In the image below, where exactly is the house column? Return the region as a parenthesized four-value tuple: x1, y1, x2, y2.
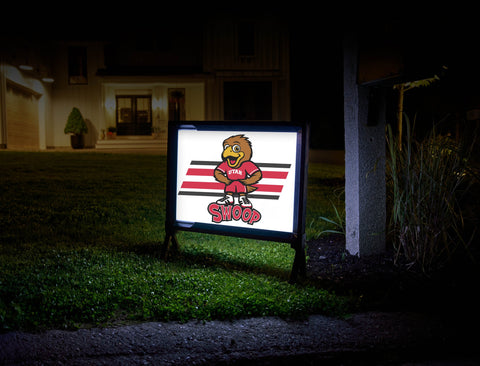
(343, 33, 386, 256)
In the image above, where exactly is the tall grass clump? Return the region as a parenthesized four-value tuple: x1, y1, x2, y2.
(386, 116, 477, 273)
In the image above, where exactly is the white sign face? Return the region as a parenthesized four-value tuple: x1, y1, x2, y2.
(175, 129, 299, 234)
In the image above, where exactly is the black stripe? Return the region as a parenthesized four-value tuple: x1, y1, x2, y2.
(248, 194, 280, 200)
(190, 160, 291, 169)
(190, 161, 220, 166)
(257, 163, 291, 169)
(178, 191, 223, 197)
(178, 191, 279, 200)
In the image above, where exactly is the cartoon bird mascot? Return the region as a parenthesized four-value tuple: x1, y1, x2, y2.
(214, 134, 262, 208)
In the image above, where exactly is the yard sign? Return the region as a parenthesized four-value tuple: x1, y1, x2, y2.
(163, 121, 309, 281)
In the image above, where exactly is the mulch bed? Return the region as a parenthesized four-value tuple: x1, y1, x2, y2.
(305, 234, 480, 314)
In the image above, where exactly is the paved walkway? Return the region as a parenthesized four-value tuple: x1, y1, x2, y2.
(1, 312, 479, 365)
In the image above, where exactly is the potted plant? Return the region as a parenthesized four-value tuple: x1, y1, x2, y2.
(64, 107, 88, 149)
(107, 126, 117, 139)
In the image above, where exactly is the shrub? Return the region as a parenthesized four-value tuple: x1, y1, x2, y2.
(64, 107, 88, 135)
(386, 116, 477, 273)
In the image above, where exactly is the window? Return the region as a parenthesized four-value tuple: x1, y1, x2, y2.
(116, 95, 152, 135)
(68, 47, 87, 85)
(224, 82, 272, 121)
(238, 22, 255, 57)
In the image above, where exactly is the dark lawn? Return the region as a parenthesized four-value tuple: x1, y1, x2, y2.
(0, 152, 347, 331)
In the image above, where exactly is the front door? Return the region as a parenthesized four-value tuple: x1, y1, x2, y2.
(116, 95, 152, 136)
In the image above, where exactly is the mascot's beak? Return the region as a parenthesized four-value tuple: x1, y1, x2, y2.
(223, 146, 245, 168)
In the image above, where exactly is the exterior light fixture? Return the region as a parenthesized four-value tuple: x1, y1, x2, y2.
(19, 64, 34, 71)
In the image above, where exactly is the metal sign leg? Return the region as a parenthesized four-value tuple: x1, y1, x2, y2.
(289, 236, 306, 284)
(161, 229, 179, 260)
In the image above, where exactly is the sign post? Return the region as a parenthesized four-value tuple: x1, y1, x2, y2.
(163, 121, 309, 282)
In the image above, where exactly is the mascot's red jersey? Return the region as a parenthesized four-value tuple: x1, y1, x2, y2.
(215, 160, 260, 180)
(215, 161, 260, 193)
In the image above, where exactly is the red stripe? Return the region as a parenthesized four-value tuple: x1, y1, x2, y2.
(262, 171, 288, 179)
(181, 182, 224, 189)
(181, 181, 283, 193)
(186, 168, 288, 179)
(253, 184, 284, 192)
(186, 168, 213, 176)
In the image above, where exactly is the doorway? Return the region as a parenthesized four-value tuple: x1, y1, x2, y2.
(116, 95, 152, 136)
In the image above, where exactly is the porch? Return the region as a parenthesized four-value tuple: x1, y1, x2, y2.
(95, 135, 167, 154)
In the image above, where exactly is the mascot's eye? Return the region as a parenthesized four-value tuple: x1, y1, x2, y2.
(232, 145, 241, 153)
(224, 144, 230, 150)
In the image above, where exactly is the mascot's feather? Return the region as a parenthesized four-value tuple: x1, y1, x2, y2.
(222, 134, 252, 163)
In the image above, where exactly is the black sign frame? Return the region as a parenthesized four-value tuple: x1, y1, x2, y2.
(162, 121, 309, 282)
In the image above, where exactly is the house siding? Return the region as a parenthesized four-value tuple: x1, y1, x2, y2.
(1, 14, 290, 150)
(50, 42, 105, 148)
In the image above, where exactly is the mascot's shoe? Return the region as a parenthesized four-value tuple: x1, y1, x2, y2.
(216, 194, 234, 205)
(238, 195, 252, 208)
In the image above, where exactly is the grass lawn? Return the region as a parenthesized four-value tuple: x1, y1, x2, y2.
(0, 151, 346, 331)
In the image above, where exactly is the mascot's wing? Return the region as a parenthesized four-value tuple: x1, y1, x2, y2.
(243, 170, 262, 192)
(246, 185, 257, 193)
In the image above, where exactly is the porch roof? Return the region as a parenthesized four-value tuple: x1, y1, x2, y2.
(96, 66, 207, 77)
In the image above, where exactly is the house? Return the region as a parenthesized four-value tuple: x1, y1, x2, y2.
(0, 14, 291, 152)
